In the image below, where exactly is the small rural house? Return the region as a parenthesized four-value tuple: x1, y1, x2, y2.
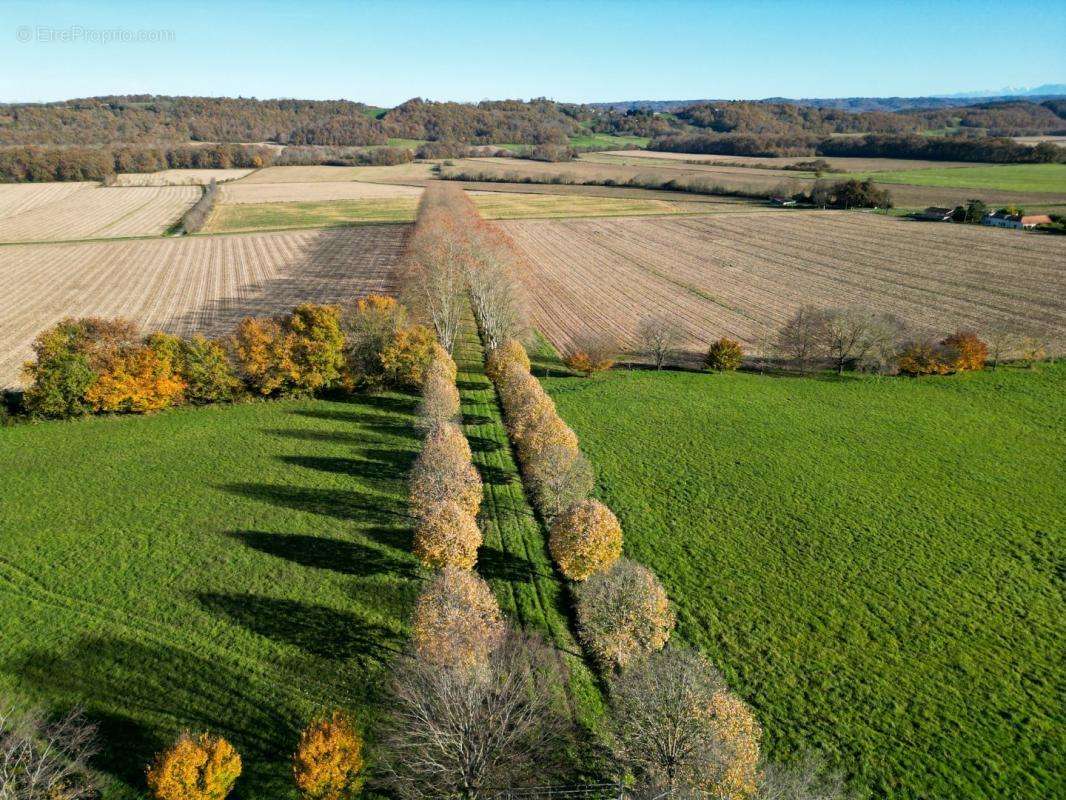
(981, 210, 1053, 229)
(917, 206, 954, 221)
(770, 195, 797, 207)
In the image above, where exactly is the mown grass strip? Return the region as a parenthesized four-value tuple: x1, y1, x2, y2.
(452, 315, 605, 731)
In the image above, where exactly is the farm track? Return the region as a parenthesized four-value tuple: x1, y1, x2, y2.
(0, 225, 407, 387)
(500, 212, 1066, 354)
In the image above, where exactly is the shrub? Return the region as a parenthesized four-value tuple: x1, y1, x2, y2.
(705, 338, 744, 371)
(343, 294, 408, 387)
(576, 558, 675, 670)
(381, 325, 436, 388)
(292, 711, 365, 800)
(564, 335, 617, 376)
(84, 343, 185, 413)
(230, 316, 297, 396)
(940, 331, 988, 372)
(525, 444, 594, 521)
(897, 340, 949, 376)
(408, 423, 482, 519)
(413, 501, 482, 569)
(146, 732, 242, 800)
(179, 335, 243, 404)
(417, 370, 461, 430)
(288, 303, 346, 392)
(21, 317, 140, 418)
(549, 499, 623, 580)
(485, 339, 531, 383)
(410, 567, 505, 669)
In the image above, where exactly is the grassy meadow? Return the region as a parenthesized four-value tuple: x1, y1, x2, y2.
(0, 394, 426, 798)
(866, 163, 1066, 194)
(204, 197, 419, 232)
(538, 359, 1065, 799)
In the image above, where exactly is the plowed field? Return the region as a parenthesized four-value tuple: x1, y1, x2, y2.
(502, 211, 1066, 355)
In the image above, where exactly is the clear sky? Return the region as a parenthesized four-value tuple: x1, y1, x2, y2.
(1, 0, 1063, 105)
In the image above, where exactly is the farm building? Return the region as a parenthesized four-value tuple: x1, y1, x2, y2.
(770, 195, 798, 207)
(982, 210, 1053, 229)
(917, 206, 954, 221)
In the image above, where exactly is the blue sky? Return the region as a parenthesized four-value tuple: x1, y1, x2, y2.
(1, 0, 1063, 104)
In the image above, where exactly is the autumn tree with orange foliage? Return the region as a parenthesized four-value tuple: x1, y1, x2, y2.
(485, 339, 531, 384)
(146, 732, 242, 800)
(564, 334, 617, 377)
(410, 567, 505, 670)
(897, 340, 950, 376)
(292, 711, 365, 800)
(230, 316, 297, 396)
(940, 331, 988, 372)
(413, 501, 482, 569)
(576, 558, 675, 671)
(518, 412, 579, 463)
(84, 342, 186, 413)
(381, 324, 437, 388)
(408, 423, 482, 519)
(549, 499, 623, 581)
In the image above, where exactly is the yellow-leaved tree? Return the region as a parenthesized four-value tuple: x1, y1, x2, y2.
(548, 499, 622, 581)
(146, 732, 242, 800)
(292, 711, 365, 800)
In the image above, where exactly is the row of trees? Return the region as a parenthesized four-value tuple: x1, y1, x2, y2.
(17, 296, 437, 419)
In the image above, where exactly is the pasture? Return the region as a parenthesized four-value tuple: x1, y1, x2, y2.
(0, 393, 424, 799)
(868, 163, 1066, 194)
(501, 211, 1066, 355)
(0, 225, 405, 387)
(0, 184, 199, 243)
(540, 359, 1066, 800)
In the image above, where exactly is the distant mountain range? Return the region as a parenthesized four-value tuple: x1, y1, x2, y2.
(591, 86, 1066, 114)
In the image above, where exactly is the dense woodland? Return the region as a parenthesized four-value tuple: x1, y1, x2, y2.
(1, 94, 1064, 181)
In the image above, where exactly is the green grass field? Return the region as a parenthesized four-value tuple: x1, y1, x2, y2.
(863, 163, 1066, 194)
(204, 198, 419, 232)
(568, 132, 650, 150)
(538, 360, 1065, 799)
(0, 394, 425, 798)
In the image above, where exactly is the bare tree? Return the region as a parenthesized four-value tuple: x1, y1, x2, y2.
(636, 316, 685, 370)
(774, 306, 827, 372)
(377, 632, 570, 799)
(466, 228, 530, 352)
(524, 443, 595, 521)
(0, 698, 99, 800)
(983, 320, 1022, 370)
(758, 752, 853, 800)
(609, 646, 760, 798)
(816, 307, 880, 376)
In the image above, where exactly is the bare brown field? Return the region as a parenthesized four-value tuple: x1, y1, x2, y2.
(445, 180, 761, 206)
(0, 185, 200, 243)
(0, 182, 96, 219)
(219, 180, 423, 204)
(593, 150, 988, 171)
(501, 211, 1066, 356)
(449, 157, 1066, 210)
(237, 163, 437, 185)
(113, 168, 255, 186)
(1011, 135, 1066, 147)
(0, 225, 406, 387)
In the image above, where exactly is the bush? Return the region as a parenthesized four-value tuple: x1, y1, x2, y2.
(525, 444, 594, 521)
(292, 711, 365, 800)
(146, 732, 242, 800)
(576, 558, 675, 670)
(897, 340, 950, 376)
(564, 335, 617, 376)
(84, 343, 186, 413)
(940, 331, 988, 372)
(706, 338, 744, 371)
(343, 294, 408, 388)
(230, 316, 297, 396)
(408, 423, 482, 519)
(288, 303, 346, 393)
(413, 501, 482, 569)
(381, 325, 436, 388)
(549, 499, 623, 581)
(21, 317, 140, 418)
(410, 567, 505, 669)
(485, 339, 530, 383)
(179, 335, 243, 404)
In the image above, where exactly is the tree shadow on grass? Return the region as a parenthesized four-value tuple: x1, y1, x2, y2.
(196, 593, 402, 665)
(476, 463, 517, 487)
(10, 637, 306, 799)
(478, 545, 541, 583)
(457, 379, 487, 392)
(462, 412, 494, 427)
(221, 483, 408, 527)
(278, 450, 416, 489)
(227, 529, 418, 578)
(467, 434, 503, 454)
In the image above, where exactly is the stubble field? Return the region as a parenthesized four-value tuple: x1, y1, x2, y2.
(0, 184, 200, 243)
(113, 168, 256, 186)
(502, 211, 1066, 355)
(0, 225, 406, 387)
